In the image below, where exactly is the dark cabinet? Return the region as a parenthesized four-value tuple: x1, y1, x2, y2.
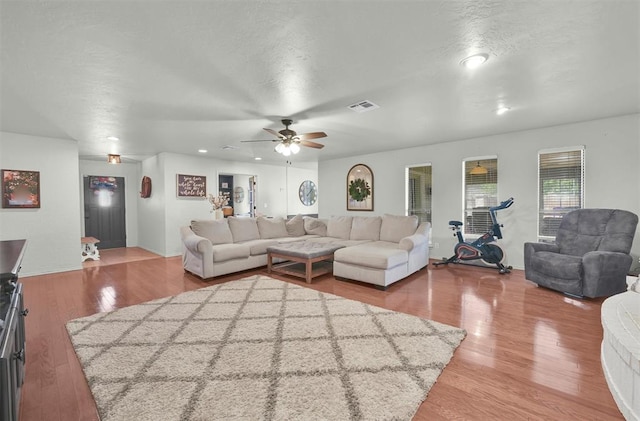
(0, 240, 27, 421)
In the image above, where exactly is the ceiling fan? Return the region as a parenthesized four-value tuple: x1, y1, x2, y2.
(241, 119, 327, 156)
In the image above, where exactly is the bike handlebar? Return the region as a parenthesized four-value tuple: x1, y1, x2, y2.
(489, 197, 514, 212)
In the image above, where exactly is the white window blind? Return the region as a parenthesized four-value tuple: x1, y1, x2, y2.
(464, 158, 498, 235)
(538, 148, 584, 237)
(407, 165, 432, 223)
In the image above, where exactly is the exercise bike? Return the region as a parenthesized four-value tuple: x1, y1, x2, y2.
(434, 197, 514, 274)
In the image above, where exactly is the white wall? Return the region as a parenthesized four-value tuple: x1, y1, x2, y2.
(137, 154, 166, 255)
(0, 132, 82, 276)
(287, 165, 319, 216)
(79, 159, 140, 246)
(319, 114, 640, 270)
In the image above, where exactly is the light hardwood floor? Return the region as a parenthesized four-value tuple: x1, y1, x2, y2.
(18, 248, 623, 420)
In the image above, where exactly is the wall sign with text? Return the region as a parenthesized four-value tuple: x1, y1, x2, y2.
(177, 174, 206, 197)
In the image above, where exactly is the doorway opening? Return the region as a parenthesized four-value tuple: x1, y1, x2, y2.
(83, 176, 126, 249)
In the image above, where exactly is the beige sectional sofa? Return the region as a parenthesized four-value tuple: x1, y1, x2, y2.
(180, 214, 430, 288)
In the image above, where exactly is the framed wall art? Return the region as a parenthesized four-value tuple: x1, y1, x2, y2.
(346, 164, 373, 211)
(177, 174, 206, 197)
(2, 169, 41, 208)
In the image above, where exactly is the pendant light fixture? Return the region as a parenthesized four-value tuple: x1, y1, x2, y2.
(469, 161, 488, 175)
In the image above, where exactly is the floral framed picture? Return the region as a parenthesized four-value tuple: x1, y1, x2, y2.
(2, 169, 41, 208)
(346, 164, 373, 211)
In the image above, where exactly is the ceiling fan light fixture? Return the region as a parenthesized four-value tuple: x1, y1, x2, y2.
(275, 143, 285, 153)
(470, 161, 488, 175)
(290, 143, 300, 154)
(460, 53, 489, 69)
(282, 146, 291, 157)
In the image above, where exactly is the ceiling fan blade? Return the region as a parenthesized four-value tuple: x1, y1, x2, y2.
(300, 140, 324, 149)
(240, 139, 278, 143)
(297, 131, 327, 140)
(264, 128, 286, 139)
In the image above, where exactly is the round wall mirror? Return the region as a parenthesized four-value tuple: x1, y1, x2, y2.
(298, 180, 317, 206)
(234, 186, 244, 203)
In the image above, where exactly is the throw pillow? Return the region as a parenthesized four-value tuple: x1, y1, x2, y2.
(286, 214, 306, 237)
(227, 217, 260, 242)
(327, 216, 353, 240)
(380, 214, 419, 243)
(304, 217, 327, 236)
(257, 216, 288, 239)
(190, 219, 233, 245)
(350, 216, 381, 240)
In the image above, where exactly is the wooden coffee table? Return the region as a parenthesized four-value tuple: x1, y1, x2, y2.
(267, 242, 345, 284)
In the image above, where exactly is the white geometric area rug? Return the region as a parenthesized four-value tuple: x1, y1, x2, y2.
(66, 275, 466, 421)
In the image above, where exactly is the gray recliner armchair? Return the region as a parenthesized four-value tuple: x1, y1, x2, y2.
(524, 209, 638, 298)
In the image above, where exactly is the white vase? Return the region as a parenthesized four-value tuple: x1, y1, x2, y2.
(214, 209, 224, 220)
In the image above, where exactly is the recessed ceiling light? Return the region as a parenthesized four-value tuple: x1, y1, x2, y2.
(106, 136, 119, 141)
(460, 53, 489, 69)
(254, 157, 262, 161)
(496, 106, 511, 115)
(198, 149, 208, 153)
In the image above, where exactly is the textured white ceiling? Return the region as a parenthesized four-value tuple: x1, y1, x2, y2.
(1, 0, 638, 165)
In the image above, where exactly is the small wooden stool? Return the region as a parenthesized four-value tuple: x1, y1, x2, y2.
(81, 237, 101, 261)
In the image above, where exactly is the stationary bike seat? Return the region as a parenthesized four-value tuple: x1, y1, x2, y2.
(448, 220, 463, 227)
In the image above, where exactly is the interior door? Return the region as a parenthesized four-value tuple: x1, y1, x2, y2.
(218, 175, 234, 214)
(83, 176, 126, 249)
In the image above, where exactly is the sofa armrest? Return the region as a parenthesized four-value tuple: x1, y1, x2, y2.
(414, 221, 431, 237)
(582, 251, 632, 298)
(524, 242, 559, 254)
(399, 233, 428, 251)
(181, 226, 213, 255)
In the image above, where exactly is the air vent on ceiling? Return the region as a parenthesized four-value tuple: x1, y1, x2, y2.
(348, 100, 379, 113)
(221, 145, 239, 150)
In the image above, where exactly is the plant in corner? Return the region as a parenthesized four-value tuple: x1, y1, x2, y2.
(348, 178, 371, 202)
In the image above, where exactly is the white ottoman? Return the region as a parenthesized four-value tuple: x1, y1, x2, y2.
(601, 290, 640, 421)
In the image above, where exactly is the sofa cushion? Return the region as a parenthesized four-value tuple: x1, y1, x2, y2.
(211, 243, 251, 262)
(286, 214, 306, 237)
(191, 219, 233, 245)
(334, 245, 408, 270)
(257, 217, 288, 239)
(531, 251, 582, 280)
(228, 217, 260, 242)
(380, 214, 419, 243)
(327, 216, 353, 240)
(238, 239, 278, 256)
(304, 217, 327, 236)
(350, 216, 381, 240)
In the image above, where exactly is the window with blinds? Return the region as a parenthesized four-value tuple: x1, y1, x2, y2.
(464, 158, 498, 235)
(406, 165, 432, 223)
(538, 147, 584, 237)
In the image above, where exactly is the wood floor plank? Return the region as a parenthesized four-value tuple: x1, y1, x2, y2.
(17, 251, 624, 421)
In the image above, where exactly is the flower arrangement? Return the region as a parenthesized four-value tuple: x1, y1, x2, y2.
(207, 193, 229, 212)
